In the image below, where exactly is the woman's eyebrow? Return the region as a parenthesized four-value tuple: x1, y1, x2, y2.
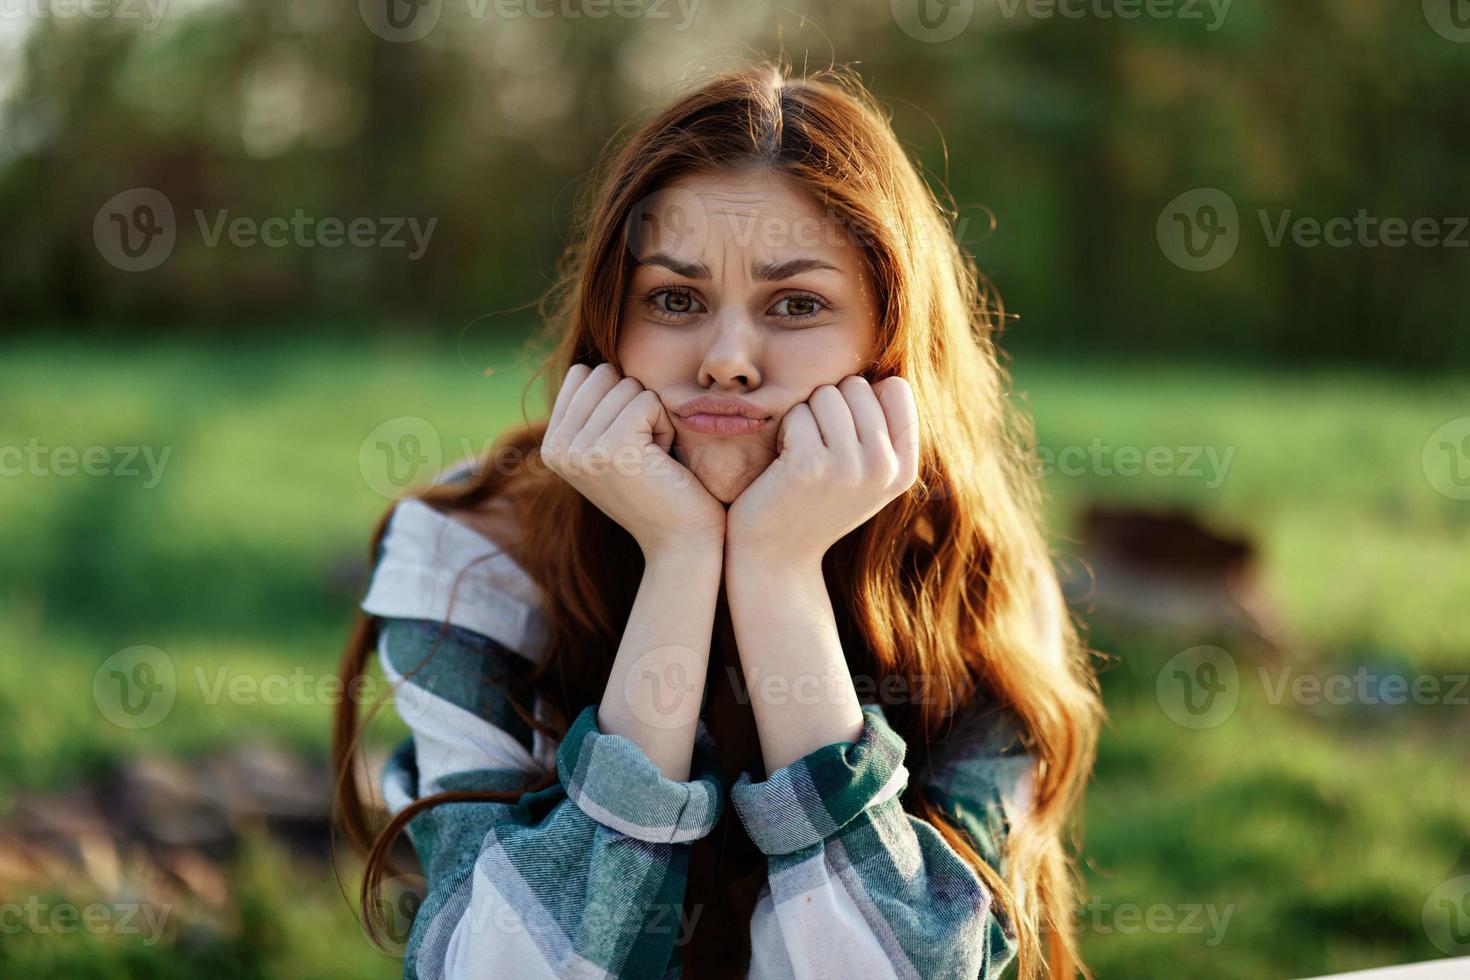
(635, 252, 842, 281)
(752, 257, 841, 281)
(636, 252, 710, 279)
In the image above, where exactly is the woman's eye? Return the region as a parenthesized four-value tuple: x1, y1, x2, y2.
(770, 293, 828, 320)
(649, 287, 703, 318)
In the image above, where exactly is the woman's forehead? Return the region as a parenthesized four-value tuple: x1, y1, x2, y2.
(629, 169, 861, 269)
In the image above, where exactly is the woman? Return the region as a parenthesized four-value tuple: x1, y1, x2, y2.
(334, 61, 1102, 980)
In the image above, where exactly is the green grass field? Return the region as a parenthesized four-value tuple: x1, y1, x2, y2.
(1, 335, 1466, 978)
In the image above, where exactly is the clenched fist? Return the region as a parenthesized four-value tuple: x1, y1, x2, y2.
(725, 374, 920, 568)
(541, 362, 727, 558)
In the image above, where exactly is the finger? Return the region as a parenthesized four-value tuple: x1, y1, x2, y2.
(873, 376, 920, 487)
(777, 402, 823, 457)
(650, 400, 676, 454)
(560, 362, 622, 438)
(807, 383, 857, 450)
(547, 362, 592, 433)
(610, 389, 672, 451)
(574, 377, 643, 447)
(838, 375, 888, 449)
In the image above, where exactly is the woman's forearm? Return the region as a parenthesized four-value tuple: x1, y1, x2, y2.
(597, 537, 724, 782)
(724, 550, 865, 775)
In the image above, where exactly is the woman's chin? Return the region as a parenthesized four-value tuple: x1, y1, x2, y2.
(689, 462, 753, 504)
(674, 441, 767, 504)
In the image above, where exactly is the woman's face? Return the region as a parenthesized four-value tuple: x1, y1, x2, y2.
(616, 167, 881, 504)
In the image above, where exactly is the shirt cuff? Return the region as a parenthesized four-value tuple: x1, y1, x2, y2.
(557, 704, 725, 845)
(730, 702, 910, 856)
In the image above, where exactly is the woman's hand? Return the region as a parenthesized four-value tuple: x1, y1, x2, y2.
(541, 362, 727, 558)
(726, 374, 921, 570)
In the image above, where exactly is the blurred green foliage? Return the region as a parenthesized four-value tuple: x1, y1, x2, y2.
(1, 335, 1466, 976)
(3, 0, 1468, 366)
(4, 1, 1469, 975)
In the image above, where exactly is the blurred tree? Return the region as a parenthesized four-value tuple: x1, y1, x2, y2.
(1, 0, 1465, 368)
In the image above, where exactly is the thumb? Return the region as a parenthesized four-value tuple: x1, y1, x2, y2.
(649, 399, 675, 454)
(632, 387, 676, 455)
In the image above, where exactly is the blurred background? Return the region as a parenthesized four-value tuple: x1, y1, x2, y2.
(2, 1, 1468, 977)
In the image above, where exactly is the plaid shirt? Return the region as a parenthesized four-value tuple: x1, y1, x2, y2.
(361, 493, 1034, 980)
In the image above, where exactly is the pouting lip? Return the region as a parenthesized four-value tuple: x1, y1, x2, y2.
(673, 395, 772, 420)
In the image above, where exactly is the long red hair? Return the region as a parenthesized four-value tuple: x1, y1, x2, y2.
(334, 59, 1103, 979)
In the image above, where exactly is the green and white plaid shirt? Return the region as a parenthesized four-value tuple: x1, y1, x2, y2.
(361, 492, 1034, 979)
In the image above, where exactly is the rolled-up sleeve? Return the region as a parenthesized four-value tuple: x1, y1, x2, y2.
(730, 701, 1031, 980)
(380, 620, 725, 980)
(360, 495, 725, 980)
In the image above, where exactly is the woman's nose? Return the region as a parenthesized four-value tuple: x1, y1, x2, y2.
(697, 308, 762, 388)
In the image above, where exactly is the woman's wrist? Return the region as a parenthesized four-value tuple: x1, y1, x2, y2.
(600, 533, 724, 782)
(724, 539, 824, 582)
(642, 530, 726, 572)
